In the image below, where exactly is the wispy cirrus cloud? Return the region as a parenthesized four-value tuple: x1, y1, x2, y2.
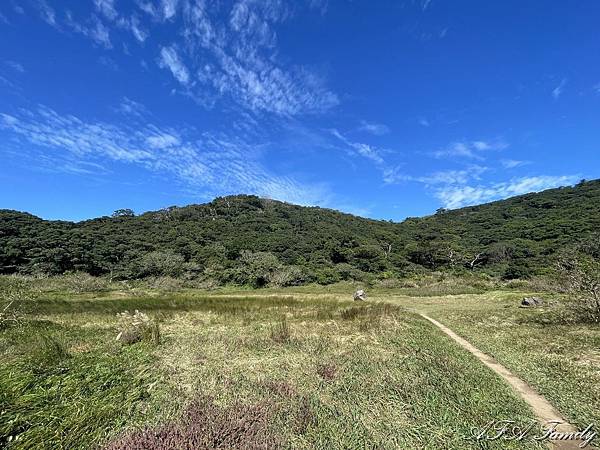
(28, 0, 338, 116)
(436, 175, 579, 209)
(65, 12, 112, 48)
(331, 129, 385, 165)
(501, 159, 529, 169)
(38, 0, 58, 27)
(33, 0, 148, 48)
(3, 60, 25, 73)
(552, 78, 567, 99)
(137, 0, 180, 21)
(13, 3, 25, 15)
(383, 163, 575, 210)
(383, 164, 487, 185)
(162, 0, 179, 20)
(358, 120, 390, 136)
(130, 15, 148, 42)
(180, 0, 338, 115)
(0, 105, 329, 206)
(146, 132, 181, 149)
(115, 97, 150, 117)
(158, 46, 190, 85)
(94, 0, 118, 21)
(433, 139, 508, 160)
(420, 0, 433, 11)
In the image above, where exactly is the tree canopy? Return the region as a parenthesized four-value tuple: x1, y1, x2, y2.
(1, 179, 599, 285)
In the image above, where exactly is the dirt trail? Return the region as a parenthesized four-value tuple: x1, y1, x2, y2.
(419, 313, 591, 450)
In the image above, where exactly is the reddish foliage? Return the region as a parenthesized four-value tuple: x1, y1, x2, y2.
(316, 362, 337, 381)
(106, 396, 281, 450)
(263, 380, 296, 398)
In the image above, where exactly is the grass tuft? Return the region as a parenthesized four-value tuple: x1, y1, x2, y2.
(269, 317, 291, 344)
(29, 333, 70, 369)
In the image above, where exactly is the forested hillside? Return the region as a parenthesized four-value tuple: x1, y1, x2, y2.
(1, 179, 599, 285)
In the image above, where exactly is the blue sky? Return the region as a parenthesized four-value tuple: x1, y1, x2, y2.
(1, 0, 599, 221)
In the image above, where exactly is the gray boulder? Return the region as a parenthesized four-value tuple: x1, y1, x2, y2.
(521, 297, 543, 307)
(353, 289, 367, 301)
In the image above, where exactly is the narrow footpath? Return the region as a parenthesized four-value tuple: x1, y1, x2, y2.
(420, 313, 592, 450)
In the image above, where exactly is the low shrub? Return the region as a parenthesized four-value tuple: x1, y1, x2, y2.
(106, 395, 281, 450)
(0, 275, 40, 327)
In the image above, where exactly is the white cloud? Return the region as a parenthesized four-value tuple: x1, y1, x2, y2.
(94, 0, 118, 21)
(552, 78, 567, 99)
(0, 105, 329, 207)
(594, 82, 600, 94)
(45, 1, 150, 48)
(98, 55, 119, 70)
(180, 0, 338, 115)
(28, 0, 337, 116)
(116, 97, 149, 117)
(472, 141, 492, 151)
(331, 129, 385, 165)
(418, 118, 430, 127)
(137, 1, 159, 18)
(130, 15, 148, 42)
(421, 166, 488, 185)
(0, 76, 17, 89)
(162, 0, 179, 19)
(146, 133, 181, 149)
(4, 60, 25, 73)
(384, 165, 487, 185)
(0, 113, 19, 126)
(158, 46, 190, 85)
(434, 140, 508, 160)
(88, 17, 112, 47)
(436, 175, 579, 209)
(38, 0, 58, 27)
(501, 159, 529, 169)
(65, 12, 112, 48)
(358, 120, 390, 136)
(420, 0, 433, 11)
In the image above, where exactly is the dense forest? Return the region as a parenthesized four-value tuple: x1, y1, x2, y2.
(1, 179, 599, 286)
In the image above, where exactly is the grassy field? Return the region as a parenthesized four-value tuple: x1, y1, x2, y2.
(1, 277, 598, 449)
(389, 290, 600, 430)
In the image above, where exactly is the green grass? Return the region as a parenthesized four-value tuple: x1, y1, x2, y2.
(0, 320, 174, 449)
(2, 282, 582, 449)
(388, 290, 600, 430)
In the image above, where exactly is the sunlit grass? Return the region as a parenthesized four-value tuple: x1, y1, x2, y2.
(389, 291, 600, 430)
(0, 283, 552, 449)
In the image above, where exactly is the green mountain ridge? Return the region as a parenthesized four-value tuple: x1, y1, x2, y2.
(1, 179, 599, 284)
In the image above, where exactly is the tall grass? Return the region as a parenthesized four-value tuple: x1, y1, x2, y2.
(1, 284, 549, 449)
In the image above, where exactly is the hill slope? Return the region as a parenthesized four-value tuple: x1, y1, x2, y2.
(1, 179, 599, 284)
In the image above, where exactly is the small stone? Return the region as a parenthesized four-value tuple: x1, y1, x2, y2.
(353, 289, 367, 301)
(521, 297, 543, 307)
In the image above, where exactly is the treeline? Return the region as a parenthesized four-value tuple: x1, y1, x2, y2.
(1, 179, 599, 286)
